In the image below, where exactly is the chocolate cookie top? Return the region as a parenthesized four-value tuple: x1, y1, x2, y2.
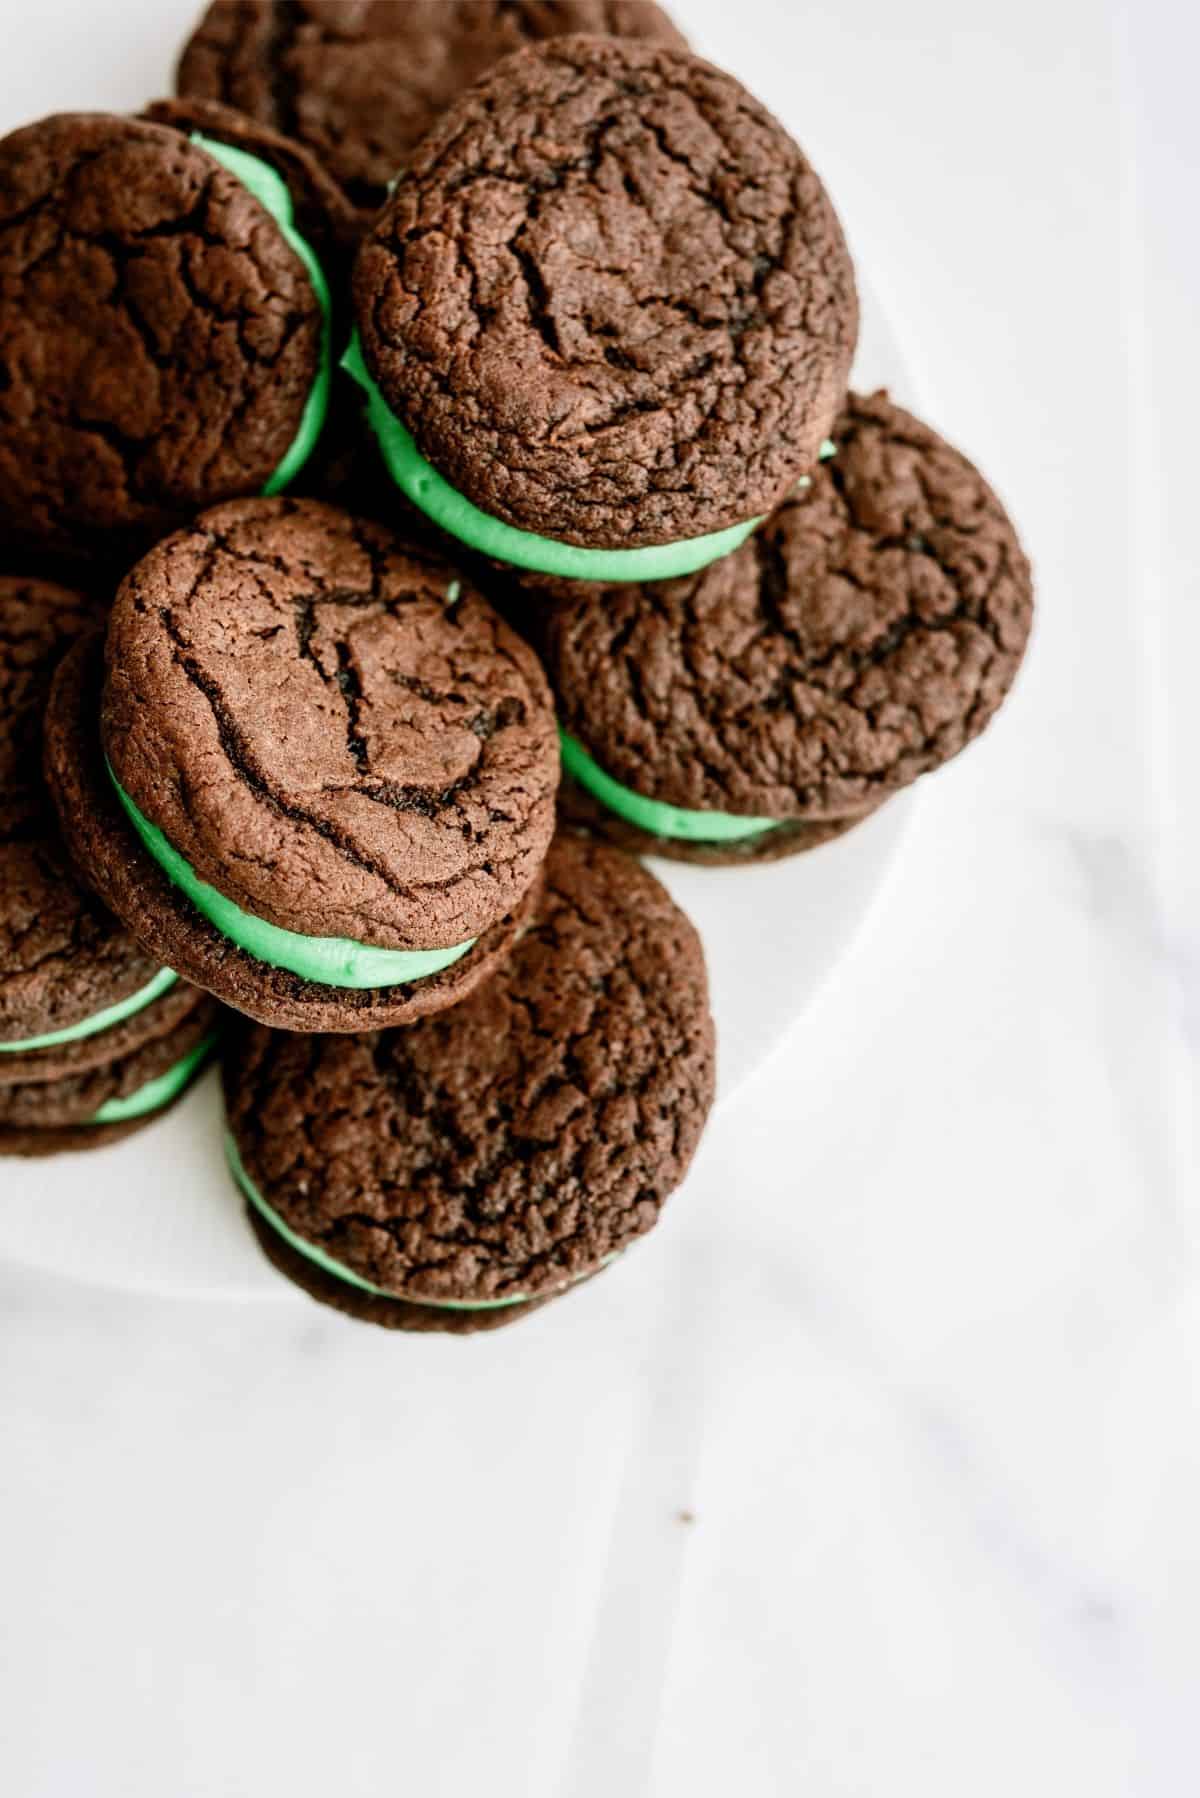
(103, 498, 558, 948)
(543, 392, 1034, 820)
(0, 113, 327, 560)
(177, 0, 687, 216)
(353, 36, 858, 548)
(225, 833, 715, 1308)
(0, 576, 163, 1044)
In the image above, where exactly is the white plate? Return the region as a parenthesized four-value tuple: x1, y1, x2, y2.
(0, 27, 916, 1300)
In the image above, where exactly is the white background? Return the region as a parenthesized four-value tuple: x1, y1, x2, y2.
(1, 2, 1197, 1794)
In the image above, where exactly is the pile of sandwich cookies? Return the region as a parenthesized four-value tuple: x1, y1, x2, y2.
(0, 2, 1033, 1330)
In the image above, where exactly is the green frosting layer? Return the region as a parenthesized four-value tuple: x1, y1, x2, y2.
(192, 134, 331, 494)
(226, 1133, 544, 1310)
(559, 730, 781, 844)
(0, 966, 179, 1053)
(91, 1031, 218, 1124)
(107, 763, 476, 990)
(341, 333, 763, 580)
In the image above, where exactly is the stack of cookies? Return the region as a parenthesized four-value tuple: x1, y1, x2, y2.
(0, 2, 1032, 1331)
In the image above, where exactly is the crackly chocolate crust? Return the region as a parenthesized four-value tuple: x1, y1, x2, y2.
(103, 498, 558, 946)
(0, 575, 166, 1045)
(539, 391, 1034, 827)
(0, 993, 218, 1128)
(44, 631, 547, 1033)
(224, 833, 715, 1326)
(177, 0, 687, 218)
(354, 36, 858, 548)
(0, 113, 325, 561)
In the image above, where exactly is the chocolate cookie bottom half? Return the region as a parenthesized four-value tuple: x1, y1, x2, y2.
(45, 636, 542, 1033)
(557, 759, 877, 866)
(533, 391, 1033, 862)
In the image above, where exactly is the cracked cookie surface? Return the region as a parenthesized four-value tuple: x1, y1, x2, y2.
(541, 391, 1034, 837)
(142, 95, 359, 277)
(0, 575, 165, 1045)
(224, 832, 715, 1326)
(177, 0, 687, 218)
(102, 498, 558, 948)
(354, 36, 857, 547)
(0, 113, 324, 560)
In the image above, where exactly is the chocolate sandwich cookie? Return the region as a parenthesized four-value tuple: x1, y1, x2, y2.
(45, 499, 559, 1032)
(142, 96, 368, 522)
(0, 988, 219, 1157)
(177, 0, 686, 220)
(538, 391, 1034, 863)
(0, 574, 215, 1151)
(347, 36, 858, 581)
(0, 110, 338, 563)
(224, 834, 715, 1331)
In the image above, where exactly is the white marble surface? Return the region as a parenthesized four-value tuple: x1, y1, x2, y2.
(1, 1, 1196, 1793)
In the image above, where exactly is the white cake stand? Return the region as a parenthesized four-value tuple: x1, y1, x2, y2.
(0, 30, 916, 1298)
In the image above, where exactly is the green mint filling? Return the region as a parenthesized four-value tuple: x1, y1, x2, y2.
(91, 1031, 218, 1124)
(341, 332, 764, 581)
(106, 762, 475, 990)
(559, 730, 781, 844)
(0, 966, 179, 1053)
(191, 134, 332, 494)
